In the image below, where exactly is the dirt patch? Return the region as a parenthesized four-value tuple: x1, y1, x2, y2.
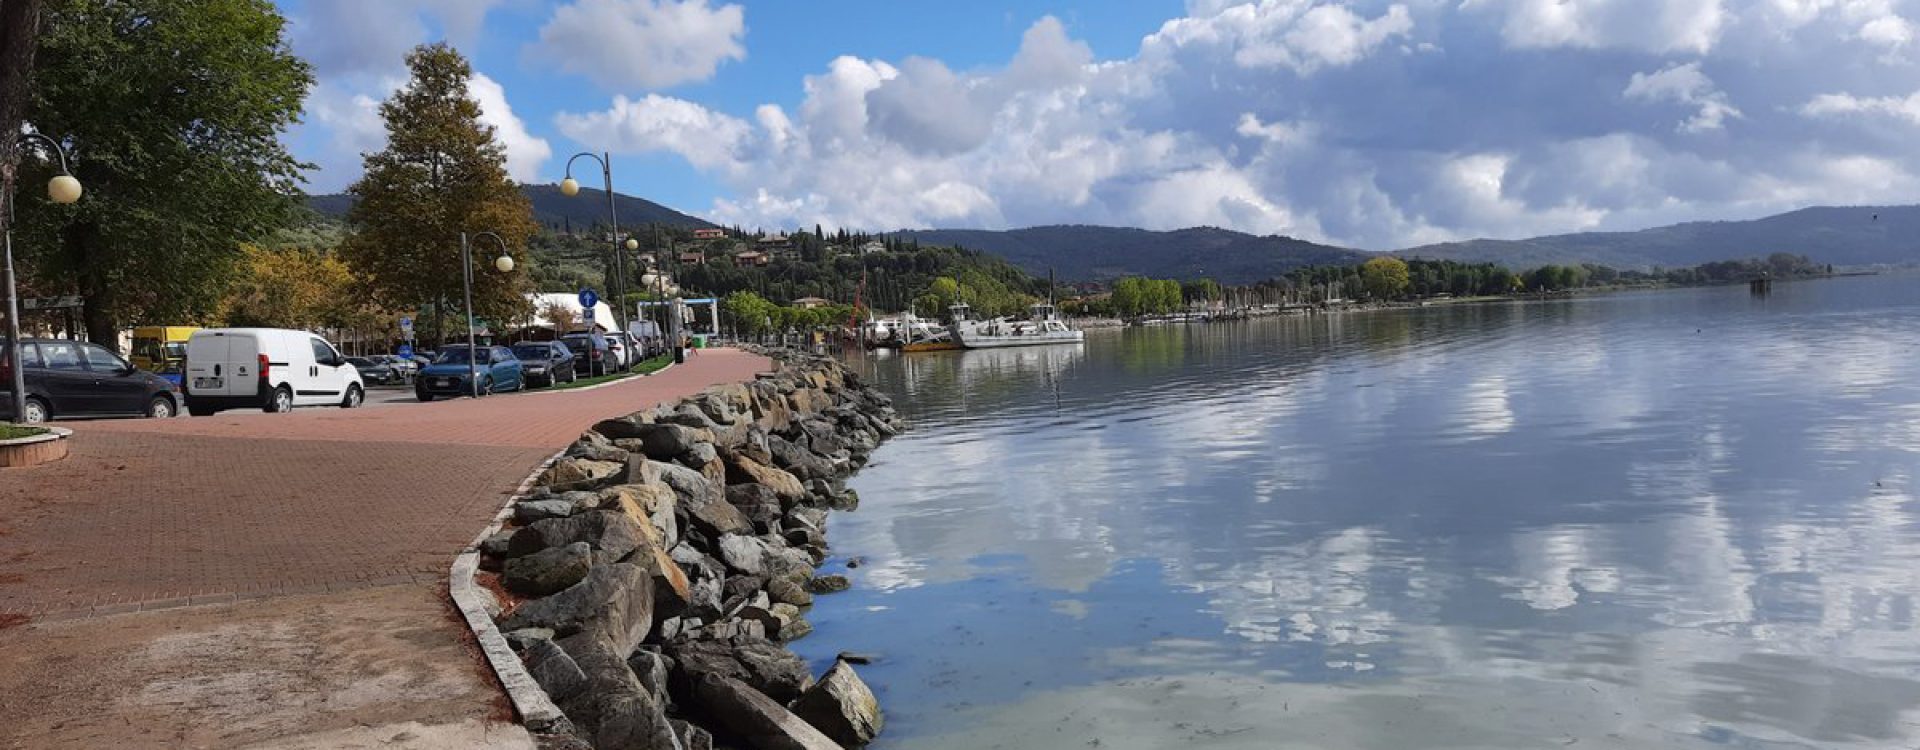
(0, 584, 523, 749)
(0, 613, 27, 631)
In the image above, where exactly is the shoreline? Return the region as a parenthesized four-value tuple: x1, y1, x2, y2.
(465, 347, 901, 748)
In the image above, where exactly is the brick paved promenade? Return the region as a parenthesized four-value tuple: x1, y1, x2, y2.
(0, 349, 771, 749)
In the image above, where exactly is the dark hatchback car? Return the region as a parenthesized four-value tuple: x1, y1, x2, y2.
(561, 332, 613, 376)
(511, 341, 578, 387)
(0, 338, 181, 424)
(345, 356, 399, 385)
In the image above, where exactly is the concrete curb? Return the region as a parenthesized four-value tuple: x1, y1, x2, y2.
(523, 359, 678, 397)
(446, 446, 573, 736)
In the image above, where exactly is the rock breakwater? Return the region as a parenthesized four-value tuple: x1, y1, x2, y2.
(479, 350, 899, 749)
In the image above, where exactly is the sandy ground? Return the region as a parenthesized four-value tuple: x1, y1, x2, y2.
(0, 584, 533, 749)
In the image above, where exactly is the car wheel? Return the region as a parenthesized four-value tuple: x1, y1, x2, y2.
(481, 377, 494, 396)
(416, 391, 434, 403)
(265, 385, 293, 413)
(146, 395, 175, 419)
(341, 384, 364, 409)
(19, 396, 50, 425)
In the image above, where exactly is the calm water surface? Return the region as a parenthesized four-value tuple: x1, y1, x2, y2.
(795, 275, 1920, 749)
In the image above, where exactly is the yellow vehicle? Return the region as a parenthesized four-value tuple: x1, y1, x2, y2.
(131, 326, 199, 384)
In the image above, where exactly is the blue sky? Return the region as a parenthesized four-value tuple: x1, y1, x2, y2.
(277, 1, 1920, 250)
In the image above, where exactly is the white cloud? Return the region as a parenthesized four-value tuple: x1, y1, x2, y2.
(545, 2, 1920, 250)
(291, 0, 507, 76)
(1623, 62, 1742, 133)
(468, 74, 553, 183)
(529, 0, 746, 91)
(1464, 0, 1726, 54)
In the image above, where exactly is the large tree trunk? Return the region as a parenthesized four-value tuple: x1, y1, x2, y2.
(0, 0, 47, 234)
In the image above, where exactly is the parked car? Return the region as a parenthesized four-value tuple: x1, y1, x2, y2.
(182, 328, 365, 415)
(0, 337, 182, 423)
(415, 345, 524, 401)
(345, 356, 399, 385)
(604, 333, 633, 371)
(612, 332, 648, 366)
(375, 354, 417, 380)
(511, 341, 577, 387)
(561, 332, 614, 377)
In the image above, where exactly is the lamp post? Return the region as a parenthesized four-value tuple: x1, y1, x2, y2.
(460, 231, 514, 398)
(560, 153, 631, 337)
(5, 133, 81, 425)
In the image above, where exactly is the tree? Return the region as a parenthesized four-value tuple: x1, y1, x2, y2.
(14, 0, 312, 349)
(537, 297, 577, 333)
(220, 244, 363, 330)
(1360, 257, 1411, 300)
(340, 43, 534, 346)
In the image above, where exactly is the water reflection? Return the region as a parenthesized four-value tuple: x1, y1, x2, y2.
(800, 275, 1920, 749)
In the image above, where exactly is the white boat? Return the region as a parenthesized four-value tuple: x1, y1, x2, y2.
(950, 302, 1084, 349)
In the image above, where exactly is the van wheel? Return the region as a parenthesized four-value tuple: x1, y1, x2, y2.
(188, 403, 216, 417)
(341, 384, 364, 409)
(264, 386, 293, 413)
(19, 397, 49, 425)
(146, 395, 175, 419)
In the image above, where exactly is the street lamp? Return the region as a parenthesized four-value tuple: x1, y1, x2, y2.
(560, 152, 630, 337)
(6, 133, 81, 425)
(460, 231, 514, 398)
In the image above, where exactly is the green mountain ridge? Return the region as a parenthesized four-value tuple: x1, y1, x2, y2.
(306, 184, 716, 231)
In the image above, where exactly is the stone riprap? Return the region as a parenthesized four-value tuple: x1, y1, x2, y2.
(483, 350, 896, 749)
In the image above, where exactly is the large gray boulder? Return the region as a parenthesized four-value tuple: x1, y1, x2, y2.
(718, 534, 773, 576)
(601, 422, 711, 460)
(653, 459, 725, 509)
(727, 484, 785, 530)
(723, 453, 807, 503)
(665, 636, 814, 703)
(556, 636, 682, 750)
(543, 457, 624, 492)
(792, 659, 883, 746)
(513, 498, 580, 524)
(682, 488, 753, 539)
(670, 719, 714, 750)
(503, 541, 593, 596)
(767, 435, 833, 480)
(694, 674, 839, 750)
(499, 562, 655, 656)
(507, 510, 647, 562)
(520, 636, 589, 704)
(599, 483, 679, 550)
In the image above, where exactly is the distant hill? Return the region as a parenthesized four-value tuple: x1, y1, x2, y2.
(305, 185, 716, 231)
(896, 225, 1369, 284)
(1398, 206, 1920, 269)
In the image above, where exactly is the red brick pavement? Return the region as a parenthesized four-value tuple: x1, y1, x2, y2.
(0, 348, 771, 620)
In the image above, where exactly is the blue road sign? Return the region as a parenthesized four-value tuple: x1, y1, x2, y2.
(579, 289, 599, 309)
(397, 343, 414, 359)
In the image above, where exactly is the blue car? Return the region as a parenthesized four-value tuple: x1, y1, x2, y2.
(415, 345, 524, 401)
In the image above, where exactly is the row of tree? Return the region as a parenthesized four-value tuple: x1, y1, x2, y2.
(719, 291, 854, 336)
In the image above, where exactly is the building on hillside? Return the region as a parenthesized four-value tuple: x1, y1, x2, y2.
(733, 250, 771, 268)
(858, 240, 886, 255)
(791, 296, 831, 309)
(677, 251, 706, 266)
(692, 228, 726, 240)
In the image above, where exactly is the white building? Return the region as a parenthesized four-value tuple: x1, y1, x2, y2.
(525, 292, 618, 334)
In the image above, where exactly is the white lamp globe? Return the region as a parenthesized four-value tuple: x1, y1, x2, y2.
(625, 238, 639, 250)
(494, 254, 515, 273)
(48, 174, 82, 204)
(559, 177, 580, 197)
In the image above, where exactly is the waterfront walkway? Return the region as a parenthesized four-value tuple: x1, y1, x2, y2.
(0, 349, 771, 749)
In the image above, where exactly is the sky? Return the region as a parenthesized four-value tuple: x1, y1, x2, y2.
(276, 0, 1920, 251)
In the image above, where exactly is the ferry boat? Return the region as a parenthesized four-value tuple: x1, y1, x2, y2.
(868, 312, 960, 352)
(949, 301, 1085, 349)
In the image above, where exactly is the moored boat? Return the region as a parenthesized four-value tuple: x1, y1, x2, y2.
(951, 302, 1084, 349)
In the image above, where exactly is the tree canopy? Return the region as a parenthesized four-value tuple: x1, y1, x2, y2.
(14, 0, 312, 347)
(339, 43, 535, 345)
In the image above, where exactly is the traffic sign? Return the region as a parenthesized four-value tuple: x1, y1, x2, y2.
(579, 289, 599, 309)
(397, 343, 413, 358)
(399, 316, 414, 335)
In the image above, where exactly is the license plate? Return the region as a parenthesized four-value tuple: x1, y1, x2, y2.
(193, 377, 223, 390)
(435, 378, 451, 387)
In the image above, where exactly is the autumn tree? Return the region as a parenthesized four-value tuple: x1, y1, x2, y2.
(220, 244, 373, 331)
(13, 0, 311, 349)
(1360, 257, 1411, 300)
(340, 43, 534, 346)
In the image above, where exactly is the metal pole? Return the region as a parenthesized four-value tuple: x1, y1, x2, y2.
(461, 232, 478, 398)
(602, 152, 626, 338)
(4, 226, 25, 423)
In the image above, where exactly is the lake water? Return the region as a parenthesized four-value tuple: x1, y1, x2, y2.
(795, 274, 1920, 749)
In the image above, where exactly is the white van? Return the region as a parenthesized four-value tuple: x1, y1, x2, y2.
(182, 328, 365, 415)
